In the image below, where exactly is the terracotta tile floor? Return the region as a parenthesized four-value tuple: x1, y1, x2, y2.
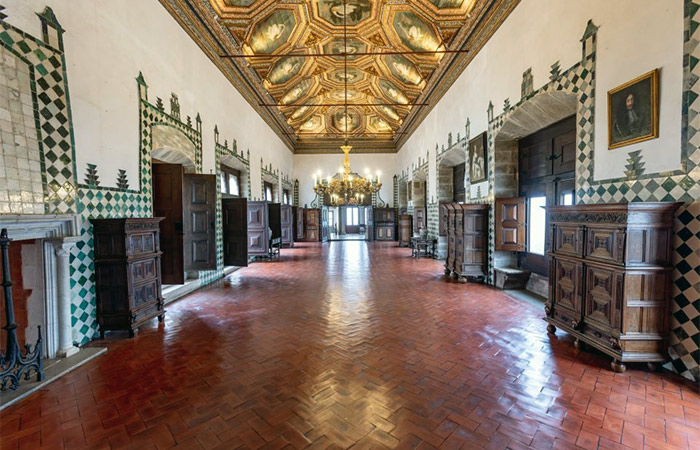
(1, 242, 698, 450)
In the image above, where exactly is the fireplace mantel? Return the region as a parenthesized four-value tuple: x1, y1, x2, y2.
(0, 214, 82, 359)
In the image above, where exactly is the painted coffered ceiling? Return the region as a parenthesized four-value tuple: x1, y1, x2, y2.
(160, 0, 519, 153)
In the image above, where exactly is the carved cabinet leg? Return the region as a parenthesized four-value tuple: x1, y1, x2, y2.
(611, 360, 626, 373)
(546, 324, 556, 335)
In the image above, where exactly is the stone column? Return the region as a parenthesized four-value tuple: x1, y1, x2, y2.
(52, 238, 79, 358)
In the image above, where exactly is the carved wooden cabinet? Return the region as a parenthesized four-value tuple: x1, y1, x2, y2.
(280, 204, 294, 247)
(91, 218, 165, 338)
(545, 202, 681, 372)
(444, 204, 489, 282)
(293, 207, 304, 241)
(302, 208, 321, 242)
(374, 208, 396, 241)
(398, 214, 413, 247)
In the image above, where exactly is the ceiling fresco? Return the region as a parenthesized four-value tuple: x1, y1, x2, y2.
(160, 0, 519, 152)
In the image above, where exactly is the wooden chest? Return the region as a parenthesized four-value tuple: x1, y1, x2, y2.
(91, 218, 165, 338)
(374, 208, 396, 241)
(444, 204, 489, 282)
(545, 202, 681, 372)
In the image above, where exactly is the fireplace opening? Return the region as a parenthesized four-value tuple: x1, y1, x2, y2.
(0, 239, 45, 356)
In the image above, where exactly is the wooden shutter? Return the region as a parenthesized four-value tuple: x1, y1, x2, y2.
(183, 174, 217, 271)
(495, 197, 526, 251)
(222, 198, 248, 267)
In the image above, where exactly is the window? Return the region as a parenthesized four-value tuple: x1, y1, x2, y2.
(560, 192, 574, 206)
(346, 207, 359, 226)
(264, 181, 273, 202)
(528, 196, 547, 255)
(283, 189, 290, 205)
(220, 165, 241, 197)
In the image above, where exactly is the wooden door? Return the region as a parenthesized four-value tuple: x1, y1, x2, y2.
(268, 203, 282, 240)
(280, 205, 293, 246)
(495, 197, 526, 251)
(365, 206, 373, 241)
(152, 163, 184, 285)
(183, 174, 217, 271)
(247, 201, 269, 255)
(222, 198, 248, 267)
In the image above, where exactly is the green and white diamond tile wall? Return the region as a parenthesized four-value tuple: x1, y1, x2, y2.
(0, 9, 76, 214)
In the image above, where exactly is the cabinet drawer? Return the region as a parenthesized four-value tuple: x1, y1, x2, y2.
(585, 265, 623, 331)
(130, 258, 158, 284)
(582, 323, 621, 354)
(552, 307, 582, 331)
(552, 225, 583, 257)
(132, 279, 160, 309)
(132, 301, 162, 325)
(128, 232, 156, 256)
(585, 227, 626, 265)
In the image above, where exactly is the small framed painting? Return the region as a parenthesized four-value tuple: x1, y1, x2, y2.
(469, 132, 488, 183)
(608, 69, 659, 149)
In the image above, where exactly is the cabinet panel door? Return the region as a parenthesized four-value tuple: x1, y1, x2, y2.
(585, 227, 626, 265)
(553, 258, 583, 314)
(585, 265, 623, 331)
(552, 225, 583, 257)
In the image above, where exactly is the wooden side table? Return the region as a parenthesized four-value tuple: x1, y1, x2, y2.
(411, 237, 437, 258)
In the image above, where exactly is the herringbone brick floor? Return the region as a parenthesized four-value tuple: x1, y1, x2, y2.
(1, 242, 698, 450)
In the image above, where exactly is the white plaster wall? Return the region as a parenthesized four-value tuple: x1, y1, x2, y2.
(397, 0, 684, 195)
(5, 0, 293, 199)
(293, 153, 396, 207)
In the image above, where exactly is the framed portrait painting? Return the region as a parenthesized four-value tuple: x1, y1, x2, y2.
(608, 69, 659, 149)
(469, 132, 488, 183)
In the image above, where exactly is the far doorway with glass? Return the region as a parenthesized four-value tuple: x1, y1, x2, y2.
(329, 206, 373, 241)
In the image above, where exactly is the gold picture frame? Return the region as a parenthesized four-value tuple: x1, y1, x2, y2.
(608, 69, 659, 149)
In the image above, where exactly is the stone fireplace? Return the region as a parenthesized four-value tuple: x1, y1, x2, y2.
(0, 214, 81, 359)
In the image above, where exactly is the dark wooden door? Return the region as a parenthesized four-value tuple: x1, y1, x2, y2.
(152, 163, 184, 285)
(495, 197, 526, 251)
(247, 201, 269, 255)
(269, 203, 282, 240)
(553, 129, 576, 174)
(222, 198, 248, 267)
(183, 174, 217, 271)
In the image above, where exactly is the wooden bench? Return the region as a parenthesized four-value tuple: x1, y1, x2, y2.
(494, 267, 531, 290)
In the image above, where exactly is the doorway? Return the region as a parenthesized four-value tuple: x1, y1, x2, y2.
(329, 206, 372, 241)
(152, 161, 217, 285)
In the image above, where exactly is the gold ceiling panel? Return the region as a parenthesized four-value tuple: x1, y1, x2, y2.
(160, 0, 518, 152)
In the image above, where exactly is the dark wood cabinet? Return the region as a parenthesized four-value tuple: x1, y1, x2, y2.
(374, 208, 396, 241)
(545, 202, 681, 373)
(301, 208, 321, 242)
(398, 214, 412, 247)
(293, 207, 304, 241)
(444, 204, 489, 282)
(91, 218, 165, 338)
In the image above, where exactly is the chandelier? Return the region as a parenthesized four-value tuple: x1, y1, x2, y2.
(314, 143, 382, 206)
